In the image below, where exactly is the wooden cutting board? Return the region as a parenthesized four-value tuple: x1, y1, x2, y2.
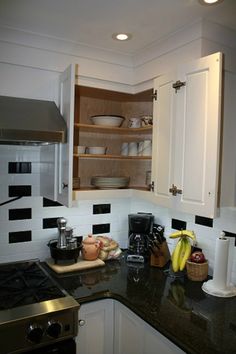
(46, 257, 105, 274)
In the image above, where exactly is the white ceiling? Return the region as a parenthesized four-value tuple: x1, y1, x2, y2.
(0, 0, 235, 55)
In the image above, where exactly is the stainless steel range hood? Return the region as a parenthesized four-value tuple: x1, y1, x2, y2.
(0, 96, 67, 145)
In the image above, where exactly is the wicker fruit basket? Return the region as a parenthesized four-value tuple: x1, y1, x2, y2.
(186, 260, 208, 281)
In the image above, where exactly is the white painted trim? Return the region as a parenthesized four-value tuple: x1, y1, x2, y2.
(0, 20, 236, 95)
(0, 25, 133, 67)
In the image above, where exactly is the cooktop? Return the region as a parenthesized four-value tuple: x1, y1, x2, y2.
(0, 260, 65, 310)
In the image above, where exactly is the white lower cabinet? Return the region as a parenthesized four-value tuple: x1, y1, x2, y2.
(114, 301, 144, 354)
(114, 301, 185, 354)
(76, 299, 185, 354)
(76, 299, 114, 354)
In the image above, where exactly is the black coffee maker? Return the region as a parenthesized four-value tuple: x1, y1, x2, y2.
(127, 213, 154, 263)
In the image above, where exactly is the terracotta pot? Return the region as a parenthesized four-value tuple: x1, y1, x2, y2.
(82, 234, 100, 261)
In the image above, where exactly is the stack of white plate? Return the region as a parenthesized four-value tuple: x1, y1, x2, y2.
(91, 176, 130, 189)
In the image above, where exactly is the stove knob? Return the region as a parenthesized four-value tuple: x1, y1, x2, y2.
(46, 320, 62, 338)
(27, 324, 44, 344)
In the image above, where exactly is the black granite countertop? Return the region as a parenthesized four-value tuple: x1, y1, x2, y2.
(44, 255, 236, 354)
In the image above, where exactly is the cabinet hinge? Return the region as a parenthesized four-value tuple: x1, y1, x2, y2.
(151, 90, 157, 101)
(151, 181, 154, 191)
(172, 80, 186, 93)
(169, 184, 182, 196)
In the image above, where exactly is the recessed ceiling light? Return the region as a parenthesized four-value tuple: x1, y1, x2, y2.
(112, 33, 132, 41)
(198, 0, 224, 5)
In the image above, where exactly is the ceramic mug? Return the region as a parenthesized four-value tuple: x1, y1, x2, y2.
(128, 142, 138, 156)
(138, 141, 144, 156)
(128, 117, 141, 128)
(121, 142, 129, 156)
(142, 140, 152, 156)
(141, 115, 153, 127)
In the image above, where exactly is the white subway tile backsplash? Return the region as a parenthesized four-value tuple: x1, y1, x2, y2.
(0, 145, 236, 283)
(38, 206, 66, 218)
(33, 228, 58, 241)
(0, 218, 42, 232)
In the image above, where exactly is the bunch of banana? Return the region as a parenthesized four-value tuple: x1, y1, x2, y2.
(169, 229, 196, 241)
(170, 229, 196, 272)
(171, 236, 192, 272)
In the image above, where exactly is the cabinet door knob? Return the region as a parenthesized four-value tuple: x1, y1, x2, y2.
(79, 319, 86, 327)
(62, 183, 68, 189)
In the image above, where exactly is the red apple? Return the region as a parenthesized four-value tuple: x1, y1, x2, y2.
(190, 251, 206, 263)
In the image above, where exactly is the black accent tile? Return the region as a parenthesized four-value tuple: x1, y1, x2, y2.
(9, 231, 32, 243)
(43, 198, 62, 207)
(43, 217, 60, 229)
(92, 223, 110, 234)
(195, 215, 213, 228)
(223, 230, 236, 246)
(9, 185, 31, 197)
(8, 162, 31, 174)
(171, 218, 187, 230)
(93, 204, 111, 214)
(9, 208, 32, 220)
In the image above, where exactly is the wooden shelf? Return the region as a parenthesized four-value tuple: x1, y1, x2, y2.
(73, 186, 150, 191)
(74, 153, 151, 160)
(74, 123, 152, 135)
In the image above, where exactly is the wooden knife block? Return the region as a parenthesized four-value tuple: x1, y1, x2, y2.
(150, 241, 170, 268)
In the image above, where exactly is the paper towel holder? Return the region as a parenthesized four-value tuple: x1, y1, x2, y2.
(202, 232, 236, 298)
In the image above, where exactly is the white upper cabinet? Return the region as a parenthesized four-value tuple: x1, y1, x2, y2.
(152, 52, 222, 218)
(57, 64, 75, 207)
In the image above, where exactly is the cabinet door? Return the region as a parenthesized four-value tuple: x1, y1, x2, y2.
(152, 71, 176, 208)
(76, 299, 114, 354)
(57, 64, 75, 207)
(143, 320, 185, 354)
(114, 301, 144, 354)
(40, 144, 58, 201)
(114, 301, 185, 354)
(152, 52, 222, 217)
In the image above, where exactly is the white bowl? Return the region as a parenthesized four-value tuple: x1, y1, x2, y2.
(87, 146, 107, 155)
(90, 115, 124, 127)
(74, 146, 86, 154)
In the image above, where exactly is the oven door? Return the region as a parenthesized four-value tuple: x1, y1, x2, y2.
(23, 338, 76, 354)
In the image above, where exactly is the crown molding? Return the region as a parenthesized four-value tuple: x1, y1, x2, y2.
(0, 20, 236, 93)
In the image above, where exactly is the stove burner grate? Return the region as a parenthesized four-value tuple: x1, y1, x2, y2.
(0, 261, 64, 310)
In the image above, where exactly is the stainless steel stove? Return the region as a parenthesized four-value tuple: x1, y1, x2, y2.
(0, 259, 79, 354)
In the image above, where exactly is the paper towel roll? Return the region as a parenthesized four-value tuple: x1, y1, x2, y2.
(212, 236, 229, 290)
